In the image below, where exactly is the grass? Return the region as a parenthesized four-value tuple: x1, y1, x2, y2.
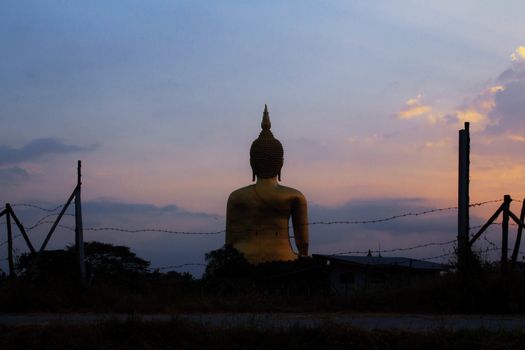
(2, 270, 525, 314)
(1, 318, 525, 350)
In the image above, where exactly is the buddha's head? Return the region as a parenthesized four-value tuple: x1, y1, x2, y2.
(250, 105, 284, 181)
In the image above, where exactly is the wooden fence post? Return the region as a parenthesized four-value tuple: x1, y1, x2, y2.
(6, 204, 14, 277)
(75, 160, 86, 282)
(458, 122, 470, 269)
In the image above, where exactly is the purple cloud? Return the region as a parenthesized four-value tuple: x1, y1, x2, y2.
(0, 138, 96, 165)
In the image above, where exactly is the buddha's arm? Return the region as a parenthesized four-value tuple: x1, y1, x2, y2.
(225, 195, 235, 245)
(291, 193, 309, 256)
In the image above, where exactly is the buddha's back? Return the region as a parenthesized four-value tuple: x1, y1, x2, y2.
(226, 182, 307, 263)
(224, 105, 309, 264)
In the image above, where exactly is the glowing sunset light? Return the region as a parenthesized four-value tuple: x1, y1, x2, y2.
(398, 95, 433, 120)
(511, 46, 525, 61)
(1, 2, 525, 270)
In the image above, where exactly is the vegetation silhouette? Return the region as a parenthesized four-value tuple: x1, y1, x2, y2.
(2, 242, 525, 313)
(17, 242, 150, 283)
(202, 244, 327, 296)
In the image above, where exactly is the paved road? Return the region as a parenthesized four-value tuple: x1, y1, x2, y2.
(2, 313, 525, 331)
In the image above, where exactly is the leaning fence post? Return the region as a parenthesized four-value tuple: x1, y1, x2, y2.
(6, 204, 14, 277)
(39, 187, 76, 252)
(75, 160, 86, 281)
(501, 195, 511, 273)
(7, 205, 36, 255)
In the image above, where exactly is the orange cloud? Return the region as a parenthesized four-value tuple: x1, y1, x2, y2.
(397, 94, 434, 121)
(507, 134, 525, 142)
(424, 137, 451, 149)
(455, 109, 487, 124)
(489, 85, 504, 93)
(447, 85, 503, 131)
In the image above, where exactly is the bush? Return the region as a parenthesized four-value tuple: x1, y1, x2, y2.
(202, 245, 328, 296)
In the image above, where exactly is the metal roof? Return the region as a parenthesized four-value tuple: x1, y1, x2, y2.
(315, 254, 450, 271)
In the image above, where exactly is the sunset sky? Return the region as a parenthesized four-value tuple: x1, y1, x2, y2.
(1, 1, 525, 273)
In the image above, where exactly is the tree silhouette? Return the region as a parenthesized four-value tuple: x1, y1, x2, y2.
(203, 244, 251, 282)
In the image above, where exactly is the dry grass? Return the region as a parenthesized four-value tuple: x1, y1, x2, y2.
(1, 318, 525, 350)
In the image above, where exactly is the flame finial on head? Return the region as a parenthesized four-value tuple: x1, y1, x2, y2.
(261, 104, 271, 130)
(250, 104, 284, 181)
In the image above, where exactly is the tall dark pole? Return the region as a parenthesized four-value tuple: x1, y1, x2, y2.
(75, 160, 86, 281)
(458, 122, 470, 269)
(6, 204, 14, 277)
(501, 195, 511, 273)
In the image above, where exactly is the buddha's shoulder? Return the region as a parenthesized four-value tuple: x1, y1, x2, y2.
(277, 185, 306, 199)
(228, 185, 256, 200)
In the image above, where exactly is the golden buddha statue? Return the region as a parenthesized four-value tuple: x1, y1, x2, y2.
(226, 105, 309, 264)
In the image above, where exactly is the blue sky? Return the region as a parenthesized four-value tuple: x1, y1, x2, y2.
(1, 1, 524, 273)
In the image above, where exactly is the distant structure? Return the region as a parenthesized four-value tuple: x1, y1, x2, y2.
(314, 254, 450, 296)
(226, 105, 309, 264)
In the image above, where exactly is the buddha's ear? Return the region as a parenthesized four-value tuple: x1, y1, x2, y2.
(278, 157, 283, 181)
(252, 171, 256, 182)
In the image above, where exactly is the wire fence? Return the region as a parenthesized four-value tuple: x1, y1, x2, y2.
(332, 239, 456, 256)
(0, 199, 510, 247)
(10, 203, 63, 212)
(0, 198, 521, 272)
(0, 198, 504, 236)
(152, 263, 207, 271)
(25, 213, 75, 231)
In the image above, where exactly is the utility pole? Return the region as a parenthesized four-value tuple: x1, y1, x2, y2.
(458, 122, 470, 270)
(75, 160, 86, 281)
(501, 195, 511, 273)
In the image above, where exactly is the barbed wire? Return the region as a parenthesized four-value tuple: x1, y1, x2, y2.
(0, 222, 76, 249)
(0, 212, 74, 231)
(25, 213, 75, 231)
(152, 263, 207, 271)
(483, 235, 499, 250)
(470, 199, 504, 207)
(417, 246, 518, 263)
(469, 224, 486, 231)
(83, 227, 225, 235)
(332, 240, 456, 256)
(11, 203, 63, 212)
(0, 235, 19, 247)
(1, 199, 503, 238)
(0, 199, 511, 264)
(305, 199, 504, 226)
(0, 199, 505, 251)
(308, 206, 459, 226)
(1, 199, 523, 277)
(419, 252, 455, 261)
(31, 222, 75, 232)
(8, 198, 506, 214)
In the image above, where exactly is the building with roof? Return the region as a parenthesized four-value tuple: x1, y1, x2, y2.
(313, 254, 451, 295)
